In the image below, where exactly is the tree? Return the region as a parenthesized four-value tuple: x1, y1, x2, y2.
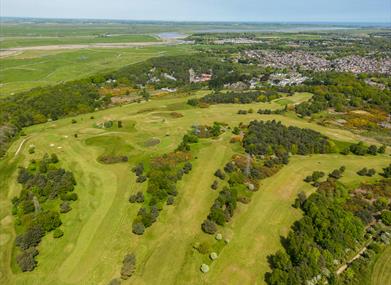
(60, 201, 71, 213)
(378, 145, 386, 154)
(367, 145, 378, 155)
(201, 219, 217, 234)
(214, 169, 225, 180)
(120, 253, 136, 280)
(16, 248, 39, 272)
(211, 180, 218, 190)
(132, 222, 145, 235)
(140, 89, 150, 101)
(380, 164, 391, 178)
(50, 153, 59, 163)
(15, 226, 44, 250)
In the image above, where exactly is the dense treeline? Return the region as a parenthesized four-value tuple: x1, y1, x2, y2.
(266, 173, 391, 285)
(12, 154, 77, 271)
(243, 120, 330, 157)
(294, 72, 391, 116)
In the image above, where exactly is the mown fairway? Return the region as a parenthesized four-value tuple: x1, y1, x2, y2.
(0, 45, 191, 96)
(0, 92, 389, 285)
(371, 246, 391, 285)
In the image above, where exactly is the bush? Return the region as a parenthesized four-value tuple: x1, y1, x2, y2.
(167, 196, 174, 205)
(196, 241, 210, 254)
(329, 169, 342, 179)
(357, 168, 368, 176)
(16, 247, 39, 272)
(211, 180, 219, 190)
(367, 145, 378, 155)
(381, 210, 391, 226)
(60, 201, 72, 213)
(214, 169, 225, 180)
(136, 176, 147, 183)
(120, 253, 136, 280)
(53, 228, 64, 238)
(132, 222, 145, 235)
(210, 252, 218, 260)
(380, 164, 391, 178)
(201, 219, 217, 234)
(50, 153, 59, 163)
(200, 264, 209, 273)
(129, 192, 144, 203)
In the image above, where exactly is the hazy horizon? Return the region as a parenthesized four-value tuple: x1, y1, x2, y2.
(1, 0, 390, 23)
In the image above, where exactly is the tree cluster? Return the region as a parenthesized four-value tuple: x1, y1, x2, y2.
(12, 154, 77, 272)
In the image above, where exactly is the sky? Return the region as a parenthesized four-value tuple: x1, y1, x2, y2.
(1, 0, 390, 23)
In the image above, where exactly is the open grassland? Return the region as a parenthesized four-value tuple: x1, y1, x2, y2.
(371, 246, 391, 285)
(0, 45, 192, 96)
(0, 92, 389, 285)
(0, 35, 159, 49)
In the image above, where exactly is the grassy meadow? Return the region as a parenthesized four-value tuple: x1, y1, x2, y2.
(0, 34, 160, 49)
(0, 45, 192, 96)
(0, 91, 389, 285)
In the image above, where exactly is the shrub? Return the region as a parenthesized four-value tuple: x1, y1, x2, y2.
(380, 164, 391, 178)
(214, 169, 225, 180)
(210, 252, 218, 260)
(357, 168, 368, 176)
(200, 264, 209, 273)
(211, 180, 219, 190)
(378, 145, 386, 154)
(136, 176, 147, 183)
(197, 241, 210, 254)
(167, 196, 174, 205)
(99, 155, 128, 164)
(50, 153, 59, 163)
(367, 168, 376, 177)
(53, 229, 64, 238)
(62, 192, 78, 201)
(129, 192, 144, 203)
(329, 169, 342, 179)
(120, 253, 136, 280)
(132, 163, 144, 176)
(60, 201, 71, 213)
(201, 219, 217, 234)
(367, 145, 378, 155)
(132, 222, 145, 235)
(183, 162, 192, 174)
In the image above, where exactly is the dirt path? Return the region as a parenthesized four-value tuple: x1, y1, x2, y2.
(15, 138, 28, 156)
(336, 246, 368, 275)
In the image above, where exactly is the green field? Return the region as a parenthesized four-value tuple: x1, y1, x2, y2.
(371, 246, 391, 285)
(0, 45, 192, 96)
(0, 91, 389, 285)
(0, 35, 159, 49)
